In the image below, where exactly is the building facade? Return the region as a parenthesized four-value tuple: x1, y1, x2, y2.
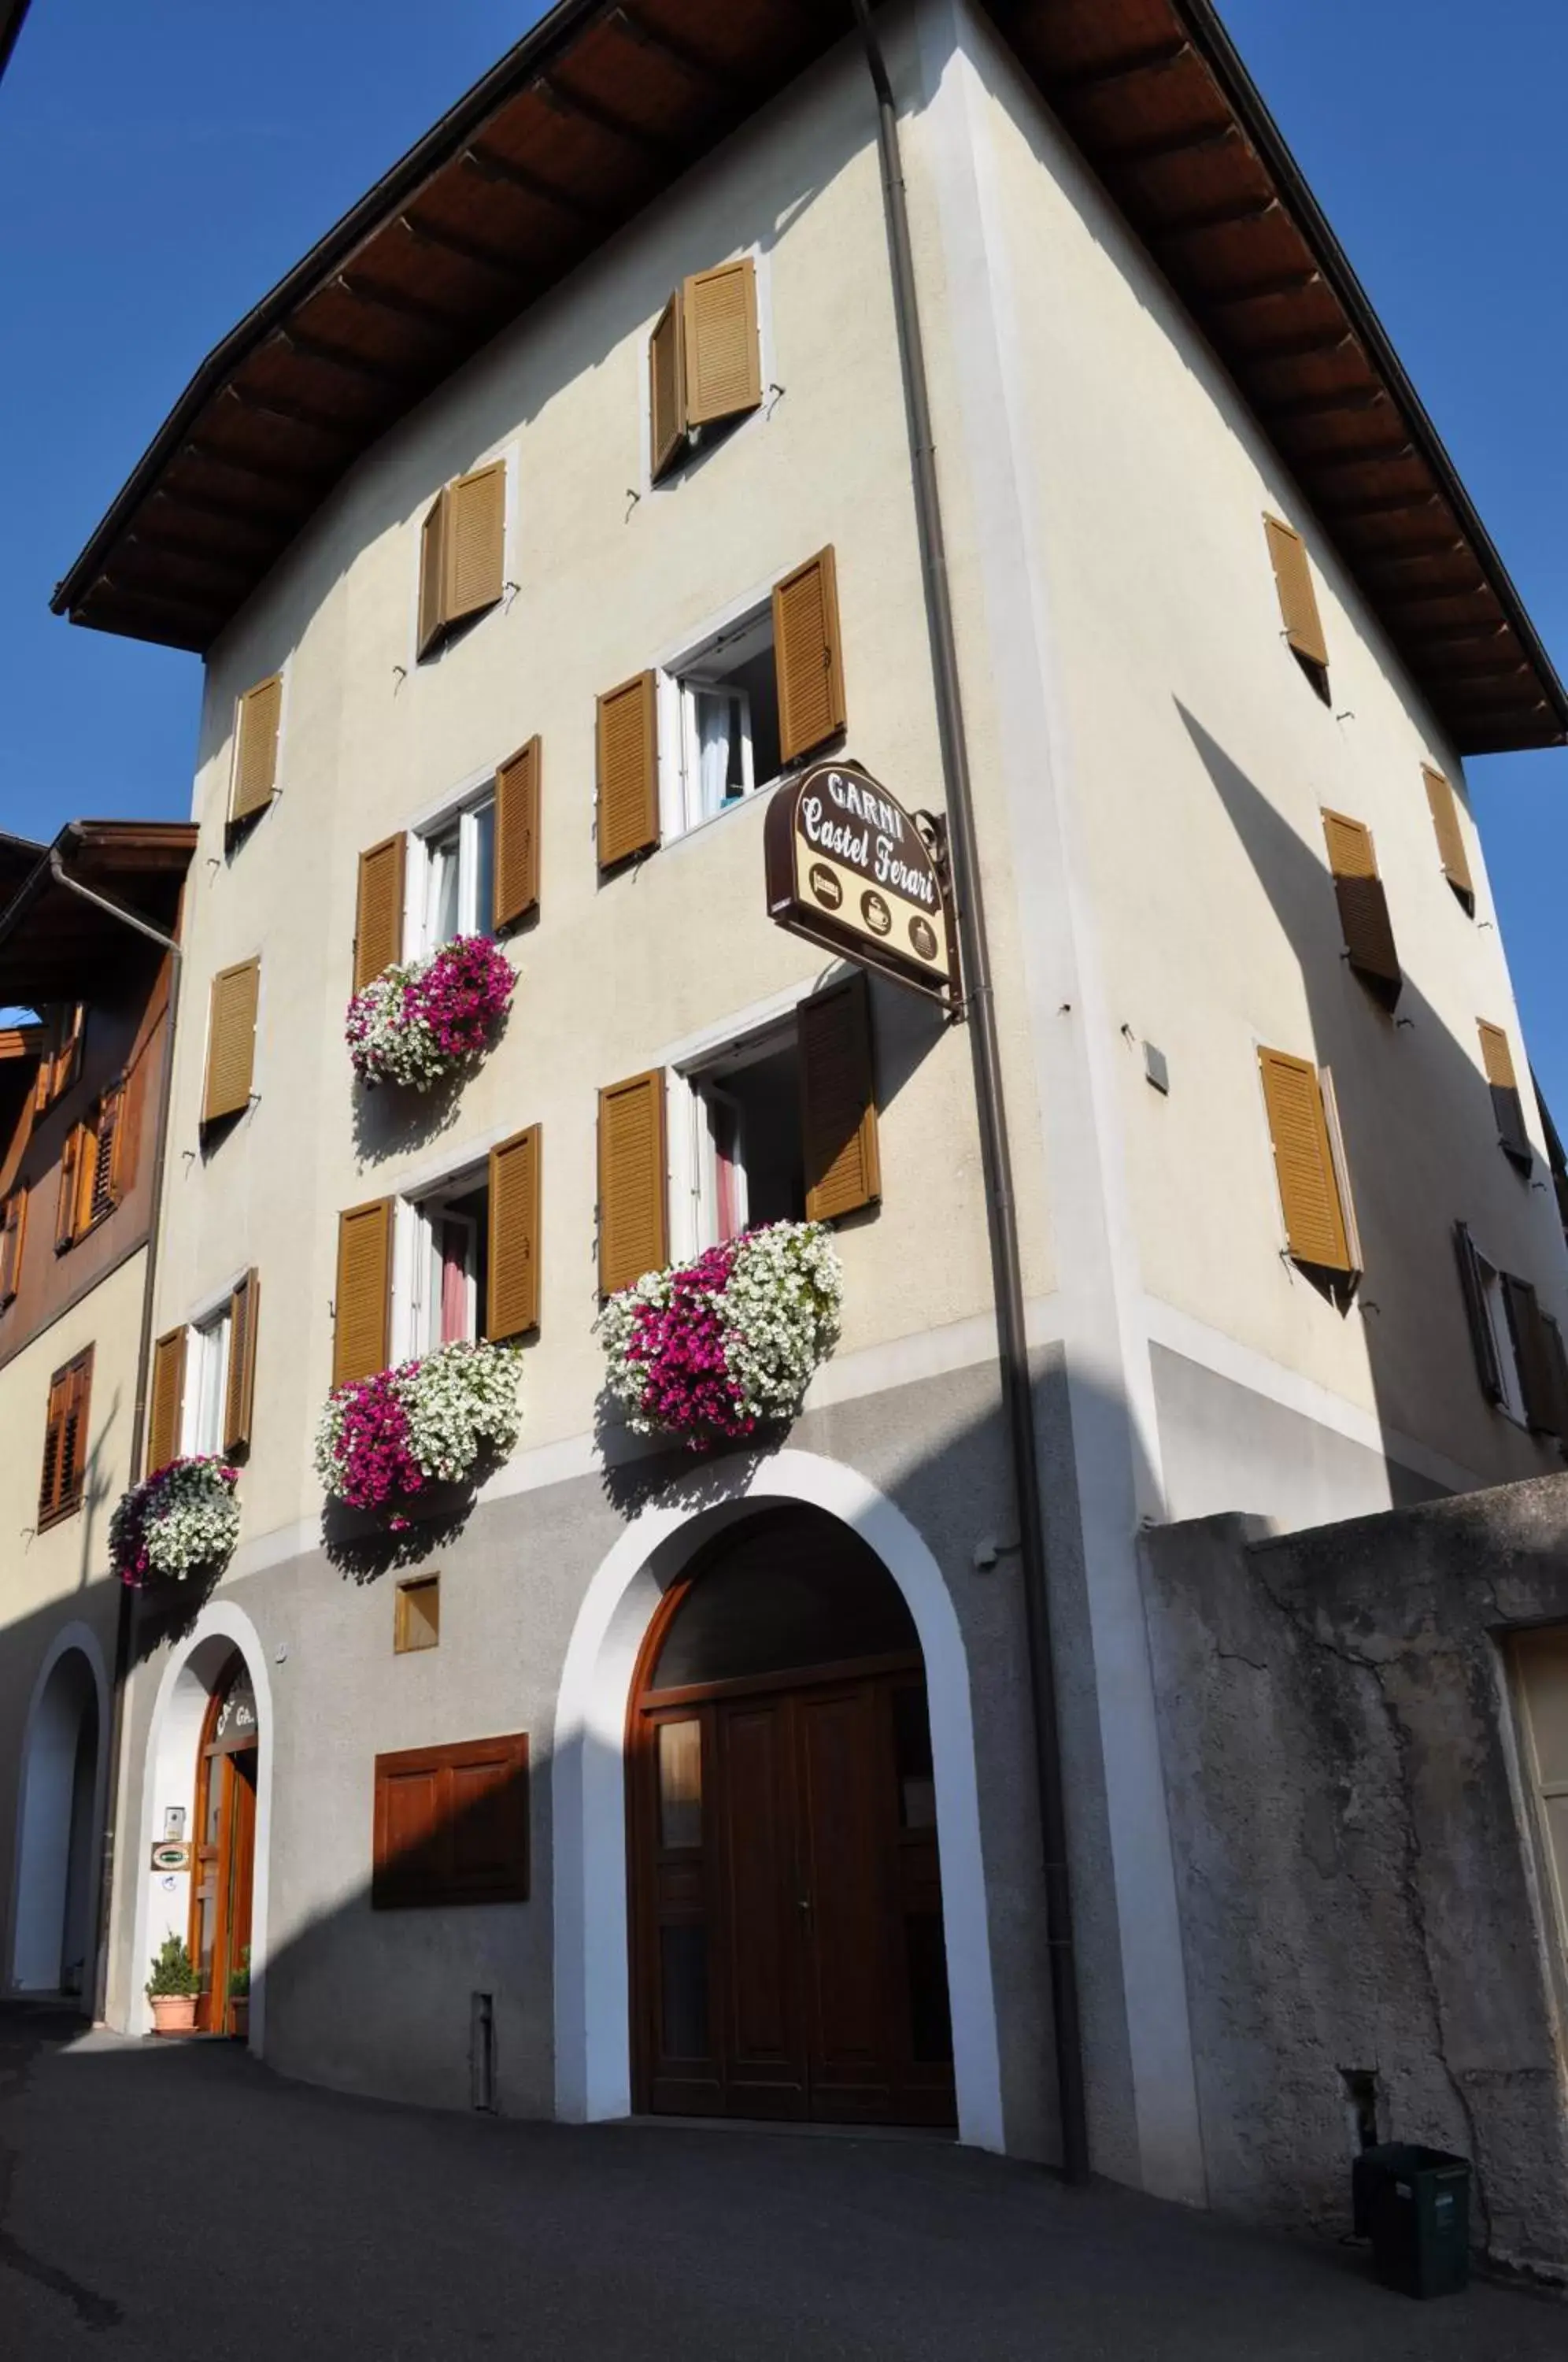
(43, 0, 1568, 2205)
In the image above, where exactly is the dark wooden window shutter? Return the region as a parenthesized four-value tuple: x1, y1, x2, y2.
(333, 1198, 394, 1386)
(0, 1187, 25, 1305)
(417, 491, 449, 658)
(87, 1086, 124, 1227)
(1263, 514, 1329, 674)
(1503, 1273, 1561, 1435)
(494, 738, 541, 931)
(1478, 1020, 1533, 1168)
(231, 674, 283, 824)
(682, 257, 762, 429)
(147, 1326, 188, 1472)
(649, 289, 686, 479)
(1321, 809, 1400, 1004)
(203, 960, 260, 1128)
(353, 835, 406, 993)
(444, 461, 506, 629)
(1453, 1223, 1504, 1405)
(598, 1070, 668, 1298)
(372, 1732, 530, 1908)
(1542, 1312, 1568, 1445)
(597, 673, 660, 872)
(488, 1125, 541, 1341)
(54, 1124, 85, 1251)
(39, 1348, 92, 1527)
(799, 975, 881, 1224)
(1257, 1048, 1353, 1272)
(1423, 765, 1474, 913)
(224, 1269, 261, 1455)
(774, 546, 847, 764)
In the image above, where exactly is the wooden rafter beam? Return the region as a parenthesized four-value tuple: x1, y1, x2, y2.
(332, 272, 469, 333)
(398, 211, 532, 284)
(224, 382, 363, 441)
(531, 72, 678, 162)
(1110, 118, 1239, 170)
(1051, 39, 1192, 95)
(1156, 191, 1280, 239)
(1200, 265, 1321, 308)
(461, 143, 608, 224)
(276, 328, 423, 392)
(1259, 383, 1387, 424)
(148, 484, 290, 534)
(179, 438, 332, 491)
(608, 7, 736, 95)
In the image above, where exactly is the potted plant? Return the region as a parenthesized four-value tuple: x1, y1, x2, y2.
(315, 1338, 523, 1529)
(346, 934, 516, 1090)
(109, 1455, 242, 1589)
(146, 1934, 200, 2035)
(228, 1947, 250, 2041)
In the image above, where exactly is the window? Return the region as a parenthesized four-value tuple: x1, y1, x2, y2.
(675, 1026, 806, 1257)
(372, 1732, 529, 1908)
(33, 1003, 84, 1113)
(417, 461, 505, 659)
(1263, 513, 1329, 699)
(1257, 1047, 1360, 1280)
(415, 793, 496, 958)
(202, 959, 260, 1130)
(230, 673, 283, 827)
(55, 1083, 125, 1251)
(394, 1575, 441, 1654)
(1511, 1626, 1568, 1973)
(649, 255, 762, 481)
(39, 1347, 92, 1529)
(1423, 765, 1474, 914)
(148, 1271, 261, 1470)
(407, 1170, 490, 1356)
(1455, 1224, 1568, 1437)
(0, 1187, 26, 1307)
(665, 606, 782, 838)
(183, 1303, 234, 1458)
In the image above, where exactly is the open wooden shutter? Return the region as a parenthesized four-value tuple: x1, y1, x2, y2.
(682, 257, 761, 429)
(39, 1366, 70, 1523)
(417, 490, 449, 657)
(774, 546, 847, 764)
(488, 1125, 541, 1340)
(203, 959, 260, 1127)
(1454, 1224, 1503, 1404)
(1478, 1020, 1532, 1167)
(87, 1086, 124, 1227)
(1503, 1273, 1561, 1435)
(40, 1350, 92, 1523)
(353, 835, 406, 993)
(231, 674, 283, 824)
(494, 738, 541, 931)
(1543, 1312, 1568, 1445)
(54, 1124, 83, 1250)
(1422, 765, 1474, 912)
(224, 1268, 261, 1454)
(1263, 514, 1329, 672)
(1321, 810, 1400, 1003)
(597, 672, 660, 871)
(445, 461, 506, 628)
(333, 1198, 394, 1386)
(598, 1071, 667, 1298)
(0, 1188, 25, 1305)
(649, 289, 686, 479)
(800, 975, 881, 1223)
(147, 1326, 188, 1472)
(1258, 1047, 1352, 1272)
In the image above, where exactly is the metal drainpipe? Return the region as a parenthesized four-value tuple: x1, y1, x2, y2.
(849, 0, 1090, 2182)
(47, 847, 183, 2025)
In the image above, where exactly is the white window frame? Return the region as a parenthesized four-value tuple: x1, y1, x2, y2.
(406, 770, 498, 959)
(172, 1268, 249, 1458)
(669, 1018, 797, 1264)
(656, 594, 780, 845)
(391, 1159, 488, 1363)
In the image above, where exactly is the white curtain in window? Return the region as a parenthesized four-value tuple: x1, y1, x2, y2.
(696, 691, 734, 820)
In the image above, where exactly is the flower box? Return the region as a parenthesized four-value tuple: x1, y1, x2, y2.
(109, 1456, 242, 1589)
(597, 1220, 841, 1450)
(315, 1338, 522, 1527)
(346, 935, 516, 1092)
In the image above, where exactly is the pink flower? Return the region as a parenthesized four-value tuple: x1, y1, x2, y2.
(620, 1239, 755, 1449)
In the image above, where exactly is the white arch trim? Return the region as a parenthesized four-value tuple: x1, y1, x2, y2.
(553, 1447, 1006, 2151)
(9, 1621, 111, 1997)
(129, 1601, 273, 2048)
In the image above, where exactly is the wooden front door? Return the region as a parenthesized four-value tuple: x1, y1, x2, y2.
(190, 1666, 258, 2036)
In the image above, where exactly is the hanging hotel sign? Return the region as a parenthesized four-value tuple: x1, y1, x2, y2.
(764, 762, 958, 1005)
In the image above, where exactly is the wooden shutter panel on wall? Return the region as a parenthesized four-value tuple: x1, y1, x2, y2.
(147, 1326, 187, 1472)
(231, 674, 283, 824)
(1503, 1273, 1561, 1436)
(1478, 1020, 1533, 1167)
(224, 1269, 261, 1454)
(353, 835, 406, 993)
(0, 1188, 25, 1305)
(40, 1350, 92, 1525)
(494, 738, 541, 931)
(1453, 1223, 1504, 1405)
(1423, 765, 1474, 911)
(649, 289, 686, 480)
(774, 546, 847, 764)
(39, 1367, 69, 1523)
(444, 461, 506, 628)
(1263, 514, 1329, 672)
(598, 1071, 667, 1298)
(1543, 1313, 1568, 1445)
(488, 1125, 541, 1341)
(417, 491, 449, 658)
(203, 959, 260, 1127)
(682, 257, 762, 429)
(333, 1198, 394, 1386)
(1321, 810, 1400, 1002)
(1257, 1047, 1352, 1272)
(54, 1125, 83, 1251)
(800, 975, 881, 1224)
(597, 673, 660, 871)
(373, 1733, 530, 1909)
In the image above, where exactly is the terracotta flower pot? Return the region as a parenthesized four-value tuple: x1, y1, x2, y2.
(230, 1997, 250, 2041)
(150, 1994, 198, 2035)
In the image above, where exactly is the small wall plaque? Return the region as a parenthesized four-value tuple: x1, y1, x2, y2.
(150, 1840, 193, 1873)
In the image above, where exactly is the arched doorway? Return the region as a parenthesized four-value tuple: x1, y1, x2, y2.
(627, 1505, 956, 2127)
(189, 1657, 258, 2035)
(12, 1640, 103, 1997)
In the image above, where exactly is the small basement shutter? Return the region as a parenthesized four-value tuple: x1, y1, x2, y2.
(147, 1326, 188, 1472)
(597, 673, 660, 871)
(231, 674, 283, 824)
(417, 491, 449, 658)
(1423, 765, 1475, 912)
(1257, 1047, 1352, 1272)
(774, 546, 847, 764)
(372, 1732, 530, 1909)
(1478, 1020, 1533, 1167)
(598, 1070, 668, 1298)
(1503, 1273, 1561, 1435)
(494, 738, 541, 931)
(224, 1268, 261, 1454)
(799, 975, 881, 1223)
(682, 257, 762, 429)
(1453, 1222, 1503, 1405)
(488, 1125, 541, 1340)
(1263, 514, 1329, 673)
(1321, 809, 1400, 1003)
(353, 835, 406, 993)
(203, 960, 260, 1127)
(649, 289, 686, 479)
(444, 461, 506, 629)
(333, 1199, 394, 1386)
(0, 1187, 25, 1305)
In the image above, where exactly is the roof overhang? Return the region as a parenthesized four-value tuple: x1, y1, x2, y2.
(0, 821, 198, 1004)
(51, 0, 1568, 756)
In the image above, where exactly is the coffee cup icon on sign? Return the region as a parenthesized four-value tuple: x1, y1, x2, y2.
(860, 890, 892, 938)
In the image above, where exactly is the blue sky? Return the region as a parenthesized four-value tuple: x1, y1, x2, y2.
(2, 2, 1563, 1101)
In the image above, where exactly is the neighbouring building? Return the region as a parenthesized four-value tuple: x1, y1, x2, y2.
(36, 0, 1568, 2211)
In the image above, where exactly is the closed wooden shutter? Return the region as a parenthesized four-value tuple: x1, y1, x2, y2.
(1263, 514, 1329, 672)
(353, 835, 406, 993)
(203, 959, 260, 1127)
(231, 673, 283, 824)
(1423, 765, 1474, 911)
(488, 1125, 541, 1340)
(1453, 1224, 1504, 1405)
(1503, 1273, 1560, 1435)
(800, 975, 881, 1223)
(0, 1188, 25, 1305)
(224, 1268, 261, 1454)
(1321, 809, 1400, 1001)
(373, 1731, 530, 1909)
(333, 1198, 394, 1386)
(1478, 1020, 1533, 1166)
(598, 1070, 668, 1298)
(649, 289, 686, 479)
(417, 490, 449, 658)
(444, 461, 506, 629)
(774, 546, 847, 764)
(1258, 1047, 1352, 1272)
(597, 672, 660, 871)
(683, 257, 762, 429)
(494, 738, 540, 931)
(147, 1326, 187, 1472)
(54, 1124, 84, 1250)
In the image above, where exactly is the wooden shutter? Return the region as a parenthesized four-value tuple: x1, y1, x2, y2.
(444, 461, 505, 628)
(774, 546, 847, 763)
(1423, 765, 1474, 911)
(800, 975, 881, 1223)
(417, 490, 449, 657)
(353, 835, 406, 993)
(1321, 809, 1400, 1002)
(598, 1070, 668, 1298)
(147, 1326, 188, 1472)
(1263, 514, 1329, 672)
(1478, 1020, 1533, 1167)
(203, 959, 260, 1127)
(39, 1367, 70, 1523)
(372, 1732, 530, 1908)
(0, 1188, 25, 1305)
(224, 1269, 261, 1454)
(231, 674, 283, 824)
(488, 1125, 541, 1340)
(40, 1349, 91, 1527)
(682, 257, 762, 429)
(1257, 1047, 1352, 1272)
(597, 672, 660, 871)
(1454, 1224, 1504, 1405)
(54, 1124, 84, 1250)
(1544, 1313, 1568, 1445)
(1503, 1273, 1560, 1435)
(649, 289, 686, 479)
(87, 1087, 124, 1227)
(494, 738, 540, 931)
(333, 1198, 394, 1386)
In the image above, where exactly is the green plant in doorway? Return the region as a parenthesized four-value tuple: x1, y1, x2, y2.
(146, 1935, 199, 1997)
(228, 1947, 250, 2000)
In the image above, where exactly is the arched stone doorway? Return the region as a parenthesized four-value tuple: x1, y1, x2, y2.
(12, 1635, 105, 1998)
